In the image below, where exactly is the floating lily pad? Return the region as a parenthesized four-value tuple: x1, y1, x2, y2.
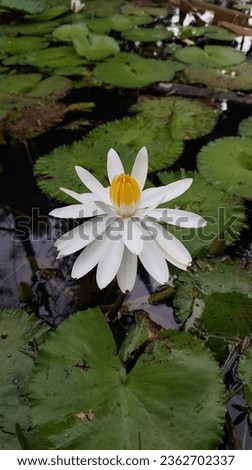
(94, 52, 176, 88)
(204, 25, 237, 41)
(121, 4, 168, 17)
(175, 26, 206, 40)
(72, 33, 120, 60)
(121, 27, 173, 42)
(197, 137, 252, 198)
(84, 0, 123, 17)
(0, 308, 50, 449)
(0, 36, 49, 55)
(34, 115, 183, 202)
(239, 116, 252, 138)
(29, 308, 225, 450)
(175, 45, 245, 68)
(0, 74, 72, 143)
(86, 13, 153, 34)
(158, 171, 244, 256)
(0, 0, 45, 14)
(25, 5, 68, 21)
(184, 63, 252, 91)
(130, 96, 220, 140)
(25, 46, 87, 70)
(174, 260, 252, 361)
(239, 348, 252, 398)
(52, 23, 89, 42)
(0, 21, 58, 36)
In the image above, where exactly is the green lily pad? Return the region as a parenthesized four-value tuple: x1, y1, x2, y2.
(0, 74, 72, 143)
(0, 308, 50, 449)
(197, 137, 252, 198)
(121, 27, 173, 42)
(52, 23, 89, 42)
(84, 0, 123, 17)
(94, 52, 176, 88)
(0, 73, 42, 96)
(72, 33, 120, 60)
(25, 46, 87, 70)
(204, 25, 237, 41)
(239, 116, 252, 138)
(0, 21, 58, 36)
(158, 171, 244, 257)
(29, 308, 225, 450)
(174, 260, 252, 362)
(86, 13, 153, 34)
(239, 348, 252, 398)
(25, 5, 68, 21)
(0, 0, 45, 14)
(121, 4, 168, 17)
(34, 115, 183, 202)
(184, 63, 252, 91)
(130, 96, 220, 140)
(0, 36, 49, 55)
(175, 45, 245, 68)
(175, 26, 206, 40)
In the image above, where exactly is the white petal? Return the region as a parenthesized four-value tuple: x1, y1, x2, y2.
(94, 199, 116, 217)
(131, 146, 148, 190)
(139, 238, 169, 285)
(145, 220, 192, 268)
(59, 188, 99, 207)
(140, 178, 193, 207)
(122, 218, 143, 255)
(75, 165, 105, 194)
(149, 208, 207, 228)
(96, 236, 124, 289)
(117, 247, 137, 293)
(50, 204, 103, 219)
(71, 237, 107, 279)
(138, 189, 165, 210)
(134, 196, 165, 219)
(55, 215, 113, 257)
(162, 178, 193, 203)
(107, 148, 124, 183)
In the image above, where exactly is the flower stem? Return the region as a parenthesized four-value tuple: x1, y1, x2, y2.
(106, 291, 126, 322)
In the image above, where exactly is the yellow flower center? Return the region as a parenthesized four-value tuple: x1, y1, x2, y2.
(110, 173, 140, 217)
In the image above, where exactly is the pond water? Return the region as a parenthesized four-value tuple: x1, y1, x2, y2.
(0, 0, 252, 451)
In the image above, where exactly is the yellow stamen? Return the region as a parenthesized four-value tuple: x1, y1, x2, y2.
(110, 173, 140, 217)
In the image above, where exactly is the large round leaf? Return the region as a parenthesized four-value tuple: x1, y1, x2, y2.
(184, 63, 252, 91)
(121, 27, 173, 42)
(174, 260, 252, 361)
(94, 52, 176, 88)
(157, 171, 244, 256)
(0, 36, 48, 55)
(130, 96, 220, 140)
(34, 116, 183, 202)
(72, 33, 120, 60)
(175, 45, 245, 68)
(0, 0, 45, 14)
(239, 116, 252, 138)
(239, 347, 252, 397)
(29, 309, 225, 450)
(197, 137, 252, 198)
(0, 309, 49, 449)
(25, 46, 87, 70)
(86, 13, 153, 34)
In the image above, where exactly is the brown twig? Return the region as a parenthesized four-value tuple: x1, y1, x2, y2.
(167, 0, 252, 28)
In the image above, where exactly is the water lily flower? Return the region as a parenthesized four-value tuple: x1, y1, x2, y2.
(71, 0, 84, 13)
(50, 147, 206, 292)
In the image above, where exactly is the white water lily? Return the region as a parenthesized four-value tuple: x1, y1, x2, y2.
(71, 0, 84, 13)
(50, 147, 206, 292)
